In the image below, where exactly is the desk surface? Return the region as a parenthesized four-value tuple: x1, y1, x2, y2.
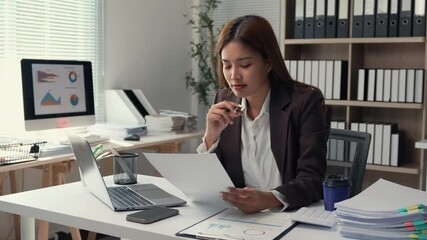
(415, 139, 427, 149)
(0, 175, 345, 240)
(0, 131, 204, 173)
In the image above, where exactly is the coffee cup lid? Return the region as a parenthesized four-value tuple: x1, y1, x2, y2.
(323, 175, 351, 187)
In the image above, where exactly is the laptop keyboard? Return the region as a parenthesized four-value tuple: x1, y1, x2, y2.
(108, 186, 154, 209)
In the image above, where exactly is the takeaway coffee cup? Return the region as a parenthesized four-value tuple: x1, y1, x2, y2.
(323, 175, 351, 211)
(113, 152, 138, 185)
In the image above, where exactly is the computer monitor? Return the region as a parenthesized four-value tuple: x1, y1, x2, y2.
(21, 59, 96, 131)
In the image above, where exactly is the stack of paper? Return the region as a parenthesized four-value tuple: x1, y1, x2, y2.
(335, 179, 427, 239)
(39, 143, 73, 157)
(145, 110, 198, 133)
(87, 123, 147, 138)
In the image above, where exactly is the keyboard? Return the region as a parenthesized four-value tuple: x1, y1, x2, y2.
(108, 186, 154, 208)
(290, 207, 337, 228)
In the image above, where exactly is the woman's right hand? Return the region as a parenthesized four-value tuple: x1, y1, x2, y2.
(204, 101, 243, 149)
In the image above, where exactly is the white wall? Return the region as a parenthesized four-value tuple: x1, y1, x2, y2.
(104, 0, 194, 114)
(104, 0, 203, 154)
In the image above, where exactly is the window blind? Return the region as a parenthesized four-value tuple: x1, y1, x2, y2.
(0, 0, 104, 122)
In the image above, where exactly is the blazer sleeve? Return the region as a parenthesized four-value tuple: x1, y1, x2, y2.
(275, 88, 328, 210)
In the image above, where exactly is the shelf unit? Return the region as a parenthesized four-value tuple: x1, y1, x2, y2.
(281, 0, 427, 190)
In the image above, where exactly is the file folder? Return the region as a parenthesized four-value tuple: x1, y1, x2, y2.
(297, 60, 305, 82)
(398, 69, 407, 102)
(382, 123, 398, 166)
(315, 0, 327, 38)
(413, 0, 426, 36)
(311, 60, 320, 88)
(359, 122, 367, 133)
(326, 0, 338, 38)
(304, 60, 312, 85)
(290, 60, 298, 80)
(390, 132, 400, 166)
(366, 123, 375, 164)
(294, 0, 305, 39)
(305, 0, 316, 38)
(391, 69, 399, 102)
(415, 69, 424, 103)
(318, 60, 327, 95)
(383, 69, 392, 102)
(363, 0, 376, 37)
(337, 0, 350, 37)
(357, 69, 367, 101)
(353, 0, 365, 37)
(367, 69, 376, 101)
(373, 124, 383, 165)
(375, 0, 390, 37)
(406, 69, 415, 103)
(325, 60, 334, 99)
(375, 69, 384, 102)
(399, 0, 413, 37)
(389, 0, 399, 37)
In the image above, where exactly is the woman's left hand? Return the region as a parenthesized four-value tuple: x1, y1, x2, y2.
(220, 187, 282, 214)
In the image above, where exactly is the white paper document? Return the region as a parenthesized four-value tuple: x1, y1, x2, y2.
(177, 208, 296, 240)
(142, 153, 235, 208)
(335, 178, 427, 212)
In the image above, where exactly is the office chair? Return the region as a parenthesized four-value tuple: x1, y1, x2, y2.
(326, 128, 371, 197)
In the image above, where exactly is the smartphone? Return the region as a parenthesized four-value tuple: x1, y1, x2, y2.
(126, 206, 179, 224)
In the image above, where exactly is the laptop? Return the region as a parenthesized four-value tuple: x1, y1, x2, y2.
(68, 134, 186, 211)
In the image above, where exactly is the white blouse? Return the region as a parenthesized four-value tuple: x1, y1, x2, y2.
(197, 91, 288, 210)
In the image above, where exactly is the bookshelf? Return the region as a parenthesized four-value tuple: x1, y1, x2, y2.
(281, 0, 427, 190)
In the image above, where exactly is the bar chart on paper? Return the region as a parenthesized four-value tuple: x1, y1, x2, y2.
(177, 208, 296, 240)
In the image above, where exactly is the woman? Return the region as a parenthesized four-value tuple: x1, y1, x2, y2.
(197, 15, 328, 213)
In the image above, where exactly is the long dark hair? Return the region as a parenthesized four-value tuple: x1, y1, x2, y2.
(216, 15, 295, 89)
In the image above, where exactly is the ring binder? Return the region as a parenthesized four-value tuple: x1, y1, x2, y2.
(375, 0, 389, 37)
(399, 0, 413, 37)
(337, 0, 350, 38)
(353, 0, 365, 37)
(294, 0, 305, 39)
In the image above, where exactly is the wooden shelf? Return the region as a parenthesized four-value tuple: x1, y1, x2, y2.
(366, 164, 419, 175)
(284, 37, 425, 45)
(327, 160, 419, 175)
(325, 100, 423, 109)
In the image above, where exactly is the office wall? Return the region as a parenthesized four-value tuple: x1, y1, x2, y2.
(104, 0, 193, 114)
(103, 0, 203, 154)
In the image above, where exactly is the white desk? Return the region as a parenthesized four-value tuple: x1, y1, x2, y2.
(0, 131, 204, 240)
(0, 175, 346, 240)
(0, 131, 204, 173)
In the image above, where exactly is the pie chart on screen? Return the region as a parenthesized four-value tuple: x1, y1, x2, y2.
(69, 71, 77, 83)
(70, 94, 79, 106)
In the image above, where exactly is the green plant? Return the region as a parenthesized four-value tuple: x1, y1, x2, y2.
(184, 0, 221, 106)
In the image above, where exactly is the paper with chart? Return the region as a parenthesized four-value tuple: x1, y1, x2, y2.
(143, 153, 235, 208)
(177, 208, 295, 240)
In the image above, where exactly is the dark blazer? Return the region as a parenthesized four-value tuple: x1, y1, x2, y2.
(213, 83, 328, 210)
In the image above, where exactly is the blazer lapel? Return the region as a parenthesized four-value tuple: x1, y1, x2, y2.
(270, 87, 291, 174)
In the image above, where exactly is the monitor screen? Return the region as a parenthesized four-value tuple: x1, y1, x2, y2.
(21, 59, 95, 131)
